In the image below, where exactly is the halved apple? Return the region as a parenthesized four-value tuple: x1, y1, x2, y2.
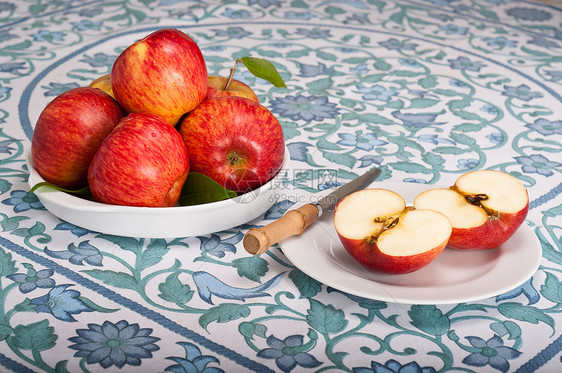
(413, 170, 528, 250)
(334, 189, 452, 274)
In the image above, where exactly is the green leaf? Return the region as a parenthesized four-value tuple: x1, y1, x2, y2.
(316, 51, 337, 61)
(199, 304, 250, 330)
(389, 161, 432, 174)
(374, 59, 392, 71)
(340, 99, 357, 108)
(316, 137, 342, 151)
(0, 179, 11, 194)
(140, 239, 169, 268)
(11, 320, 57, 351)
(78, 297, 118, 314)
(306, 77, 333, 91)
(362, 73, 386, 83)
(323, 152, 356, 168)
(342, 57, 369, 64)
(448, 99, 471, 110)
(497, 302, 555, 331)
(306, 299, 348, 334)
(97, 235, 143, 254)
(537, 228, 562, 266)
(544, 204, 562, 218)
(54, 360, 70, 373)
(232, 255, 268, 282)
(410, 98, 439, 109)
(490, 321, 521, 340)
(239, 322, 267, 340)
(479, 9, 499, 21)
(158, 272, 194, 305)
(287, 49, 309, 58)
(395, 70, 420, 77)
(0, 246, 16, 277)
(452, 110, 481, 121)
(540, 273, 562, 303)
(239, 322, 256, 339)
(240, 57, 286, 88)
(450, 132, 476, 146)
(289, 269, 322, 298)
(12, 222, 46, 238)
(361, 113, 396, 125)
(433, 146, 467, 155)
(409, 305, 450, 336)
(28, 4, 47, 15)
(387, 136, 425, 152)
(0, 324, 12, 341)
(29, 182, 90, 195)
(129, 8, 147, 22)
(83, 269, 138, 290)
(325, 6, 345, 16)
(179, 172, 236, 206)
(418, 76, 438, 89)
(257, 50, 283, 58)
(390, 10, 404, 24)
(291, 0, 309, 9)
(453, 123, 483, 132)
(0, 215, 29, 231)
(422, 152, 445, 166)
(434, 89, 460, 97)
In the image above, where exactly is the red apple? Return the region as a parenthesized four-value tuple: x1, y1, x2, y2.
(179, 96, 285, 193)
(31, 87, 126, 189)
(88, 113, 189, 207)
(334, 189, 452, 274)
(89, 74, 115, 99)
(205, 76, 259, 103)
(111, 28, 207, 126)
(413, 170, 529, 250)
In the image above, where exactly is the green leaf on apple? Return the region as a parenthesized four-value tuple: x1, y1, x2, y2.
(179, 172, 237, 206)
(240, 57, 287, 88)
(29, 182, 90, 195)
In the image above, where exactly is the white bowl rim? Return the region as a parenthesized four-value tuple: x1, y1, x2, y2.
(26, 148, 289, 215)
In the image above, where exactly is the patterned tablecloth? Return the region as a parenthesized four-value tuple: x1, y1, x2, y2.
(1, 0, 562, 372)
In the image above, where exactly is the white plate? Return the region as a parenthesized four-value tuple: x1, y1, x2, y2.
(280, 182, 542, 304)
(27, 149, 288, 238)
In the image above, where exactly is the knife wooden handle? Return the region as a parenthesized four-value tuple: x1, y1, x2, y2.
(243, 204, 320, 255)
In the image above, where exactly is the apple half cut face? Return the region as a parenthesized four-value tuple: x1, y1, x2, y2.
(413, 170, 529, 250)
(334, 189, 452, 274)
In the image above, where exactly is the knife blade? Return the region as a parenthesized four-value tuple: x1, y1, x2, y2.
(243, 167, 382, 255)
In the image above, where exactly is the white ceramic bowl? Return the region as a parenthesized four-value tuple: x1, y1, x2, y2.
(26, 150, 288, 238)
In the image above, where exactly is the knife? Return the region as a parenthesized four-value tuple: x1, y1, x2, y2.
(243, 167, 382, 255)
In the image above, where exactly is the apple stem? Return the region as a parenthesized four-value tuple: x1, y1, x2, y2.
(223, 59, 242, 91)
(227, 152, 240, 166)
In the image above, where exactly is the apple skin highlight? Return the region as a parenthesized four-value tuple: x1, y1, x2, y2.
(179, 96, 285, 193)
(111, 28, 208, 126)
(31, 87, 126, 189)
(88, 113, 190, 207)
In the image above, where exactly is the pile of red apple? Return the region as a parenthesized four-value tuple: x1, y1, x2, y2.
(31, 28, 285, 207)
(334, 170, 529, 274)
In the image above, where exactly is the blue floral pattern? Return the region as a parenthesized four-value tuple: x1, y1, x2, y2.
(257, 334, 321, 372)
(0, 0, 561, 372)
(462, 335, 522, 372)
(68, 320, 160, 368)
